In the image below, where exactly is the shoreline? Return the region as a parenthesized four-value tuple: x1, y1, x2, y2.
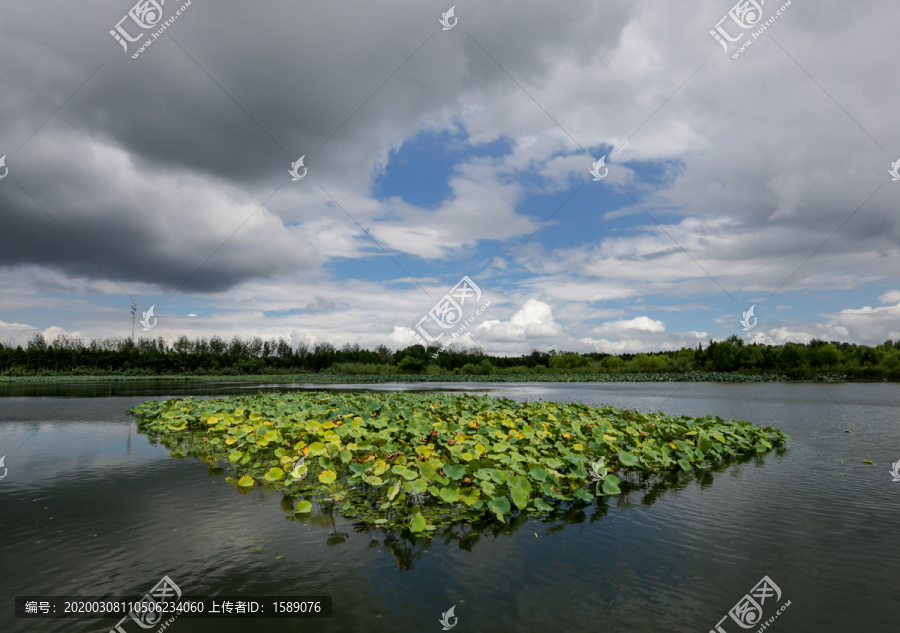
(0, 372, 883, 384)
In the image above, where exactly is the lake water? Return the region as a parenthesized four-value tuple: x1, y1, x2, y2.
(1, 380, 898, 632)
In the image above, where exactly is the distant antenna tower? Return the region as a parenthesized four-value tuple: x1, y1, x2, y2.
(131, 298, 136, 343)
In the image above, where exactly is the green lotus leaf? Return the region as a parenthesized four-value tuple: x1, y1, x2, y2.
(264, 467, 284, 482)
(600, 476, 621, 495)
(409, 479, 428, 494)
(487, 496, 510, 519)
(439, 486, 460, 503)
(574, 488, 593, 502)
(443, 464, 466, 480)
(528, 466, 549, 482)
(459, 488, 480, 506)
(510, 487, 529, 509)
(409, 513, 427, 533)
(533, 497, 553, 512)
(363, 475, 383, 486)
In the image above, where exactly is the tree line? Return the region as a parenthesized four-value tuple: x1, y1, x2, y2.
(1, 333, 898, 380)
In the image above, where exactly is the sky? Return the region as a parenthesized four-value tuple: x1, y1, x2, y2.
(1, 0, 899, 355)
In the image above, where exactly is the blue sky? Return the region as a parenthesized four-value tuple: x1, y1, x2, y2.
(1, 0, 899, 354)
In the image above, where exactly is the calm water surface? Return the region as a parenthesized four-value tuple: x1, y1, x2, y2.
(1, 380, 898, 632)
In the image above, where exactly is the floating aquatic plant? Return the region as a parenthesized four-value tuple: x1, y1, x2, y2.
(129, 391, 789, 534)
